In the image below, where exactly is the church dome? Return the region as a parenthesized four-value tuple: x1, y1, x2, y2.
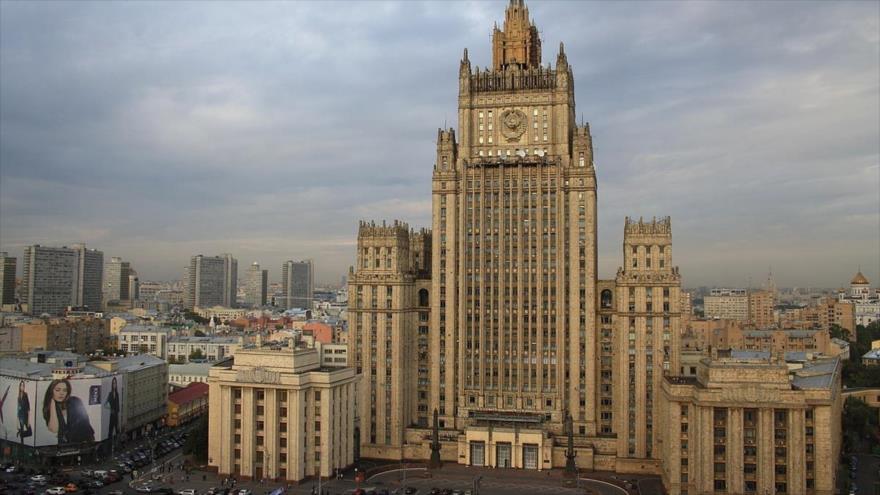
(851, 271, 870, 285)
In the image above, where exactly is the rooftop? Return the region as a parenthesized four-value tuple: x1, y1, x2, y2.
(169, 362, 214, 376)
(862, 349, 880, 361)
(168, 336, 240, 344)
(168, 382, 209, 405)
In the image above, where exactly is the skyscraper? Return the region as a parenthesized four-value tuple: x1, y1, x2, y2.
(187, 254, 237, 309)
(104, 256, 132, 303)
(21, 244, 104, 315)
(281, 260, 313, 310)
(71, 243, 104, 311)
(348, 0, 683, 472)
(0, 252, 16, 306)
(245, 262, 268, 307)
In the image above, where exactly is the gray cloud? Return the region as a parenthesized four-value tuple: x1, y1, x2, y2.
(1, 0, 877, 288)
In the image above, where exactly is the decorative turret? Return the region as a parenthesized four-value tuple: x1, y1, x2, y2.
(572, 124, 594, 168)
(556, 41, 568, 68)
(491, 0, 541, 70)
(436, 128, 457, 171)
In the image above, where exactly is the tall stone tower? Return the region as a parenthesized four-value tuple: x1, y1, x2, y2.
(350, 0, 682, 474)
(614, 217, 682, 462)
(431, 0, 599, 456)
(348, 221, 431, 459)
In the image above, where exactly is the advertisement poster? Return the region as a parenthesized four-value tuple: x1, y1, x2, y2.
(0, 374, 125, 447)
(0, 377, 37, 446)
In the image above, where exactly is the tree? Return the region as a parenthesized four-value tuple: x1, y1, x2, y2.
(193, 329, 206, 337)
(275, 324, 284, 330)
(829, 324, 851, 342)
(185, 311, 209, 325)
(183, 415, 208, 462)
(189, 348, 205, 361)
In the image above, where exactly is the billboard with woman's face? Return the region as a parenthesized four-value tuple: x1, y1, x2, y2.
(0, 374, 125, 447)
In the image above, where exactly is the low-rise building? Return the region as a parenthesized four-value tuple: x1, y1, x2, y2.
(862, 348, 880, 366)
(93, 354, 168, 438)
(166, 335, 241, 363)
(302, 321, 333, 344)
(318, 343, 348, 368)
(117, 325, 170, 358)
(17, 316, 112, 354)
(194, 306, 248, 322)
(208, 346, 359, 482)
(659, 355, 841, 495)
(0, 326, 22, 354)
(167, 382, 209, 427)
(169, 361, 214, 387)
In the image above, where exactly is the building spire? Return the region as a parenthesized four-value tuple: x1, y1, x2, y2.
(492, 0, 542, 70)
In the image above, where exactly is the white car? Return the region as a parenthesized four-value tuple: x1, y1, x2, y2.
(46, 488, 66, 495)
(179, 490, 198, 495)
(31, 475, 48, 484)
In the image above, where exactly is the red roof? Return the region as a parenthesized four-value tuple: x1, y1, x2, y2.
(168, 382, 209, 405)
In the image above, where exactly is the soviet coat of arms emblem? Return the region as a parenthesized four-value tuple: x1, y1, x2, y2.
(500, 109, 527, 142)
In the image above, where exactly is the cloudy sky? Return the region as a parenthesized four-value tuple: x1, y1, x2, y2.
(1, 0, 877, 288)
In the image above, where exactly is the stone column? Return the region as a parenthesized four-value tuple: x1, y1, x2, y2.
(241, 387, 255, 479)
(757, 408, 775, 494)
(727, 407, 743, 493)
(698, 405, 714, 494)
(788, 408, 805, 494)
(264, 388, 278, 479)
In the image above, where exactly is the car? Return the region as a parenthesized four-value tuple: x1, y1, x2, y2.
(404, 489, 417, 495)
(31, 475, 49, 484)
(46, 488, 66, 495)
(136, 485, 154, 493)
(179, 490, 197, 495)
(106, 491, 123, 495)
(64, 483, 79, 493)
(237, 490, 252, 495)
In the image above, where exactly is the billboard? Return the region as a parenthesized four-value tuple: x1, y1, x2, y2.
(0, 373, 125, 447)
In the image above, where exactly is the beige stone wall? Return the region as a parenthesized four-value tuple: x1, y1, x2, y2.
(208, 350, 358, 482)
(659, 358, 841, 495)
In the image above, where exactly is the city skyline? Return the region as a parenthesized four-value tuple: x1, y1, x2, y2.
(1, 1, 877, 287)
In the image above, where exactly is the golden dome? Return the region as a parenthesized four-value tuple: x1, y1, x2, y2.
(851, 271, 869, 285)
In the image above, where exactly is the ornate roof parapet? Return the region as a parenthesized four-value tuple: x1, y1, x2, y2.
(624, 216, 672, 236)
(357, 219, 411, 240)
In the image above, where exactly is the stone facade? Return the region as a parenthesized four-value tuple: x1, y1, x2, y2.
(659, 356, 841, 495)
(344, 2, 841, 493)
(208, 347, 359, 481)
(348, 0, 680, 474)
(347, 221, 431, 458)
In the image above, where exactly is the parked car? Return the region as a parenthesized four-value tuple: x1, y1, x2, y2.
(31, 475, 48, 484)
(64, 483, 79, 493)
(46, 487, 66, 495)
(179, 490, 197, 495)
